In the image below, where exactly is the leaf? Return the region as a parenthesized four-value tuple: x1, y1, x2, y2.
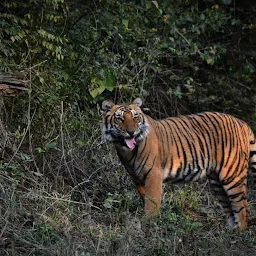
(36, 147, 45, 154)
(122, 19, 129, 29)
(20, 154, 30, 161)
(103, 200, 112, 209)
(205, 55, 215, 65)
(200, 14, 205, 20)
(160, 42, 169, 49)
(174, 86, 182, 99)
(152, 1, 162, 14)
(39, 77, 44, 84)
(89, 69, 115, 98)
(45, 141, 57, 149)
(89, 86, 105, 98)
(152, 1, 159, 9)
(33, 171, 44, 177)
(103, 69, 115, 92)
(145, 2, 151, 9)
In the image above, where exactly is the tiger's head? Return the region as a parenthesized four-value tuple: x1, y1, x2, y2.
(101, 98, 149, 150)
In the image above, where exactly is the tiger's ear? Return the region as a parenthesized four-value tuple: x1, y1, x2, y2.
(132, 98, 143, 108)
(102, 100, 114, 113)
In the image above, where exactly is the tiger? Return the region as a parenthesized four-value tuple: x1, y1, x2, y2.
(101, 97, 256, 230)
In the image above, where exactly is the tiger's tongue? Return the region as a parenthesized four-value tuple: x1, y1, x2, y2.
(125, 137, 136, 149)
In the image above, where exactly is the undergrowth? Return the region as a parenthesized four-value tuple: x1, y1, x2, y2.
(1, 120, 256, 255)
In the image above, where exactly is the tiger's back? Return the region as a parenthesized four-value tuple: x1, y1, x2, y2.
(154, 112, 253, 183)
(102, 98, 256, 230)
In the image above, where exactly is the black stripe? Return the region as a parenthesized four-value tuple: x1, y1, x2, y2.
(158, 121, 170, 169)
(233, 206, 245, 214)
(228, 192, 244, 200)
(143, 157, 156, 180)
(235, 195, 247, 203)
(216, 113, 229, 147)
(192, 115, 214, 168)
(189, 117, 209, 169)
(109, 115, 115, 128)
(168, 119, 187, 170)
(163, 120, 181, 158)
(226, 175, 247, 191)
(205, 113, 226, 173)
(135, 150, 151, 174)
(222, 152, 242, 182)
(129, 146, 139, 164)
(204, 113, 221, 144)
(132, 137, 147, 164)
(250, 151, 256, 157)
(178, 118, 202, 170)
(175, 118, 197, 170)
(225, 115, 234, 160)
(104, 114, 111, 128)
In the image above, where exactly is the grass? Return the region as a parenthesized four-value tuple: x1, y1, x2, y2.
(1, 121, 256, 256)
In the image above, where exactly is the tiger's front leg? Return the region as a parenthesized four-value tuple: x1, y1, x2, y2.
(144, 169, 163, 217)
(136, 185, 146, 201)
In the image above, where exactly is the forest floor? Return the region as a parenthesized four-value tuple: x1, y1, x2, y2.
(1, 141, 256, 256)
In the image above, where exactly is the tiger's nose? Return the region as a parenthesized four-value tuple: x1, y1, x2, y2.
(127, 129, 135, 136)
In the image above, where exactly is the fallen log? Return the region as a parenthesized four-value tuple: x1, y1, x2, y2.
(0, 72, 29, 96)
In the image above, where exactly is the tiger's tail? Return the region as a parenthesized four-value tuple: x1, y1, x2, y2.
(247, 131, 256, 227)
(249, 131, 256, 180)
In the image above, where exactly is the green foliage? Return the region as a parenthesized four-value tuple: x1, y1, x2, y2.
(0, 161, 24, 183)
(89, 68, 115, 98)
(171, 184, 200, 214)
(103, 191, 136, 213)
(159, 186, 202, 235)
(1, 0, 255, 128)
(33, 221, 61, 245)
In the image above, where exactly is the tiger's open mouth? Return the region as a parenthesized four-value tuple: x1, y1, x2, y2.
(124, 137, 136, 149)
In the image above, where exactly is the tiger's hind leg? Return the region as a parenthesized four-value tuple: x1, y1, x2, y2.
(223, 175, 248, 230)
(209, 178, 235, 228)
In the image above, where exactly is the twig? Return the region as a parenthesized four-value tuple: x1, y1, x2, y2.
(0, 188, 15, 238)
(7, 109, 37, 165)
(28, 60, 48, 70)
(29, 194, 102, 210)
